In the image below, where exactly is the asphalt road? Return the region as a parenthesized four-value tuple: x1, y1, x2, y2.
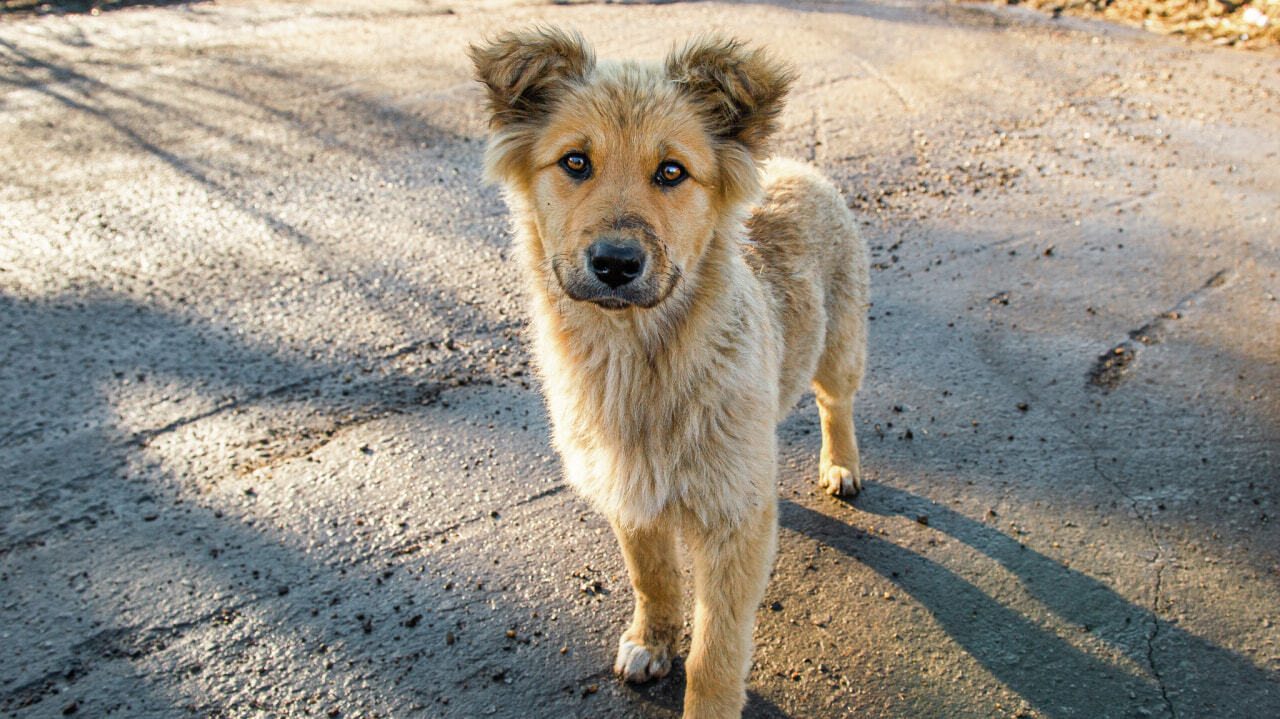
(1, 1, 1278, 717)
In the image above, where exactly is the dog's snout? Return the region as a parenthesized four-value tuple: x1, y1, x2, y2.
(587, 240, 645, 288)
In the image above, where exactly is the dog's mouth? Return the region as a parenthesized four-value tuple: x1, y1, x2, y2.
(550, 247, 676, 311)
(589, 297, 635, 310)
(561, 281, 664, 310)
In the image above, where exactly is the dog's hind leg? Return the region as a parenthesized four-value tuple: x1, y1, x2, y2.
(611, 518, 682, 683)
(683, 500, 777, 719)
(813, 321, 866, 497)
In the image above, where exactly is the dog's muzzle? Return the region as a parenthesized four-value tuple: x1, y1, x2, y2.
(587, 239, 645, 288)
(552, 235, 669, 310)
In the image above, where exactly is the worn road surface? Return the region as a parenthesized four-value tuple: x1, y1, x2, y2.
(2, 1, 1278, 717)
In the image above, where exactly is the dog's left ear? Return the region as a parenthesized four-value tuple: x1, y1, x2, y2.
(666, 37, 794, 157)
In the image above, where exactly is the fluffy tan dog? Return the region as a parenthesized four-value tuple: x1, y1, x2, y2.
(470, 29, 868, 718)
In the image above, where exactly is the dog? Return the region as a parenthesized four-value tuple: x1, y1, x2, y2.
(470, 29, 869, 719)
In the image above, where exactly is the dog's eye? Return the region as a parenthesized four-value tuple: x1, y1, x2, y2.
(654, 161, 686, 187)
(559, 152, 591, 179)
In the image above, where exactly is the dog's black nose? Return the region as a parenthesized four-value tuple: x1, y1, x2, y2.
(587, 240, 645, 288)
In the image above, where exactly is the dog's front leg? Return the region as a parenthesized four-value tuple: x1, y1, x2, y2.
(682, 498, 778, 719)
(611, 517, 682, 682)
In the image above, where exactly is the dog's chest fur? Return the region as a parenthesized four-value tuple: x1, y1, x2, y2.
(526, 237, 793, 529)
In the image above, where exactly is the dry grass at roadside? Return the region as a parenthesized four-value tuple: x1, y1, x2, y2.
(5, 0, 1277, 50)
(984, 0, 1279, 48)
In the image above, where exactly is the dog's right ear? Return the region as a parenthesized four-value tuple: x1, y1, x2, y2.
(469, 28, 595, 129)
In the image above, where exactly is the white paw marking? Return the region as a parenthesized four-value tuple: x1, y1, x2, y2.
(613, 638, 671, 683)
(822, 465, 861, 497)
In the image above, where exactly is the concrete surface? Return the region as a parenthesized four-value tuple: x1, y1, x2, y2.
(1, 1, 1277, 717)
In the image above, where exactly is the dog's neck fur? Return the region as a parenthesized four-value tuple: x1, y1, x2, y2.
(516, 209, 780, 528)
(522, 218, 762, 379)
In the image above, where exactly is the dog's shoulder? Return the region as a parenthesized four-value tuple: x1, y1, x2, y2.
(757, 159, 851, 230)
(744, 159, 855, 271)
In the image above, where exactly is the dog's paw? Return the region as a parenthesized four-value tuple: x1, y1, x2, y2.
(614, 638, 672, 683)
(821, 464, 861, 497)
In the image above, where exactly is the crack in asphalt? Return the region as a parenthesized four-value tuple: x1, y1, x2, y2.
(128, 340, 435, 449)
(1088, 268, 1230, 392)
(0, 598, 260, 712)
(990, 351, 1177, 714)
(127, 372, 333, 448)
(1019, 268, 1240, 717)
(1085, 449, 1176, 718)
(0, 514, 99, 557)
(0, 464, 129, 556)
(1071, 270, 1237, 716)
(1147, 558, 1177, 719)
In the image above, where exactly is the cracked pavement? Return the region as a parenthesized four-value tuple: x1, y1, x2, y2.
(1, 0, 1278, 717)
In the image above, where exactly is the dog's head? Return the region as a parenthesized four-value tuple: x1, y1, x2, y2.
(470, 29, 792, 311)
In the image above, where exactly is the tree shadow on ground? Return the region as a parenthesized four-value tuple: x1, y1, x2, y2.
(0, 24, 603, 714)
(0, 34, 479, 247)
(1, 0, 207, 17)
(0, 289, 602, 717)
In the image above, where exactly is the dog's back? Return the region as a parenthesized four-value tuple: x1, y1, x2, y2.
(745, 159, 870, 418)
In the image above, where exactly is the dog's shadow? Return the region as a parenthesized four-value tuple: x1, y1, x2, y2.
(606, 480, 1280, 718)
(790, 484, 1279, 718)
